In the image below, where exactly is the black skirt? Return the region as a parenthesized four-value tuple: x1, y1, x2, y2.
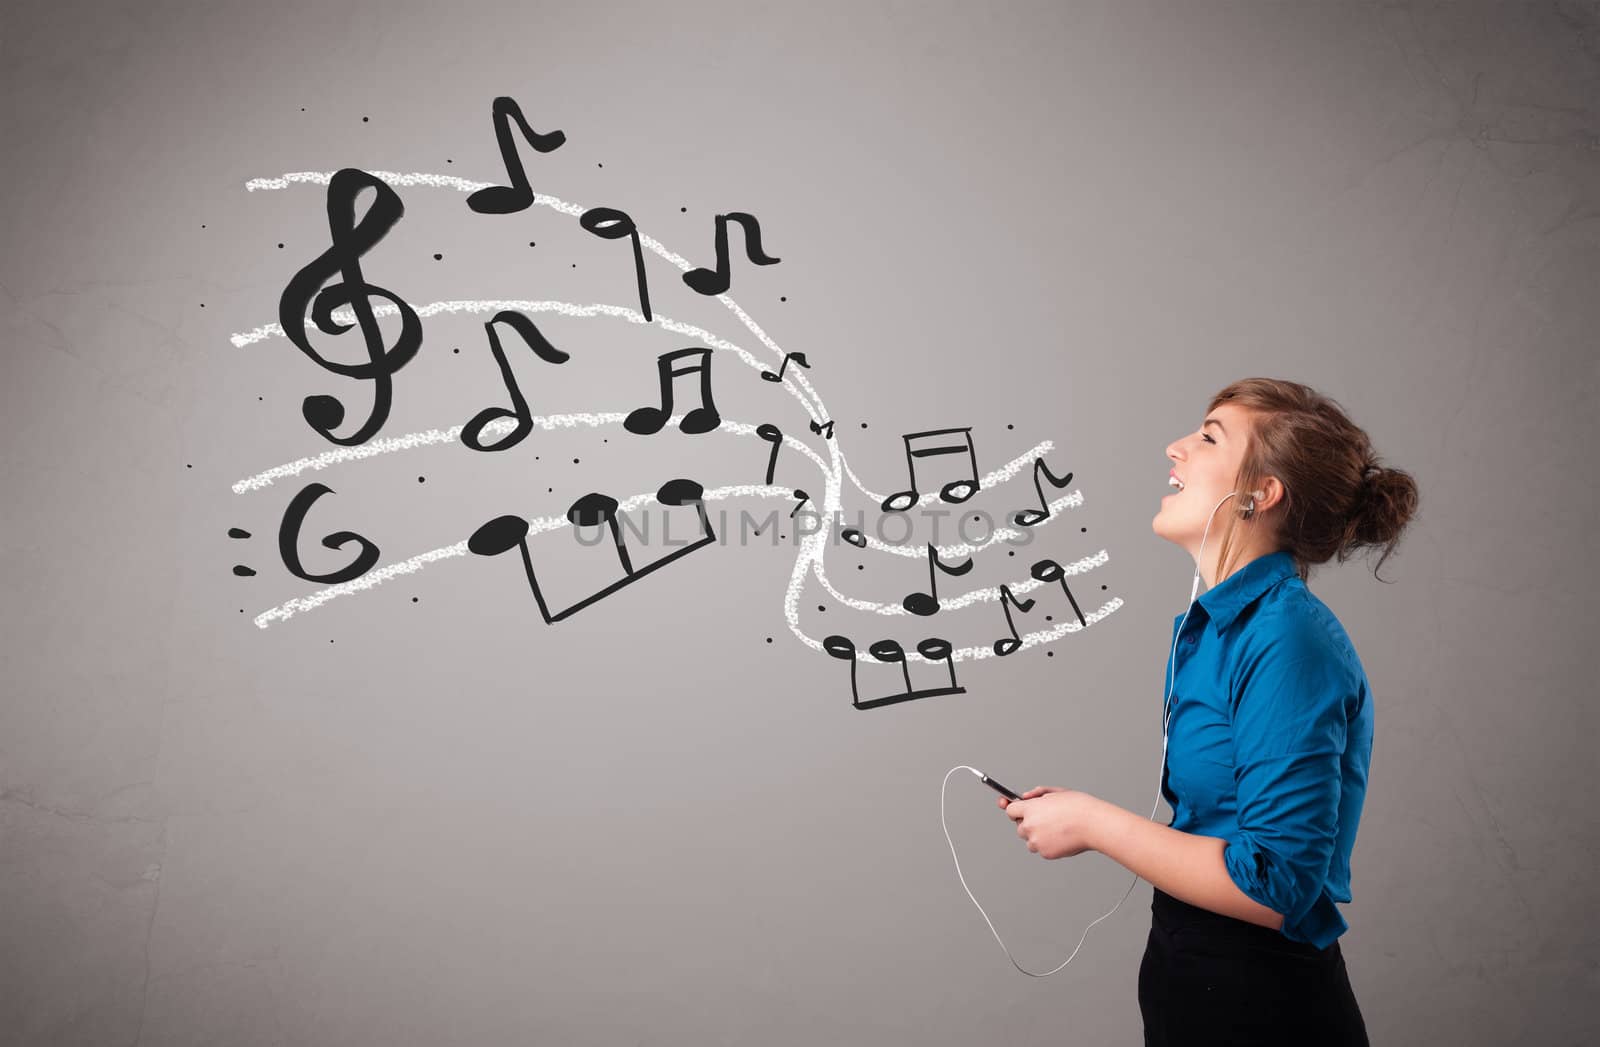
(1138, 886, 1369, 1046)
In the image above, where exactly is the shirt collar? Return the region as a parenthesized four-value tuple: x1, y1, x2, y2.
(1194, 549, 1297, 634)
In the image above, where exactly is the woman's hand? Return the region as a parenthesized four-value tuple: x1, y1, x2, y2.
(998, 786, 1102, 859)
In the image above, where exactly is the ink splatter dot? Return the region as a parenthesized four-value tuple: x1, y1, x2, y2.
(1045, 615, 1053, 621)
(598, 162, 603, 168)
(857, 564, 864, 571)
(1101, 584, 1107, 590)
(300, 107, 305, 112)
(766, 637, 773, 643)
(200, 224, 205, 228)
(258, 396, 263, 401)
(412, 597, 419, 603)
(1047, 651, 1055, 658)
(453, 347, 460, 354)
(446, 158, 453, 164)
(362, 116, 369, 122)
(199, 303, 205, 308)
(1007, 423, 1014, 430)
(186, 464, 192, 469)
(1081, 526, 1087, 532)
(860, 422, 868, 429)
(547, 487, 553, 493)
(529, 241, 536, 247)
(573, 458, 579, 464)
(277, 242, 284, 249)
(433, 253, 442, 261)
(418, 476, 425, 483)
(818, 605, 826, 612)
(1008, 550, 1014, 556)
(680, 206, 687, 212)
(571, 263, 576, 268)
(780, 296, 787, 302)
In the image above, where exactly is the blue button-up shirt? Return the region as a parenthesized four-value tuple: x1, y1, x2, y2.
(1162, 549, 1374, 950)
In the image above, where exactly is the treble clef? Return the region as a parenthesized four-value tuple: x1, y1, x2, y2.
(277, 167, 422, 446)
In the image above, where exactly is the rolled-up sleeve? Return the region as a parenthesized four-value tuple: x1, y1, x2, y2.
(1223, 621, 1353, 927)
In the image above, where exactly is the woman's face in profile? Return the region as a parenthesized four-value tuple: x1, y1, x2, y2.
(1152, 402, 1251, 552)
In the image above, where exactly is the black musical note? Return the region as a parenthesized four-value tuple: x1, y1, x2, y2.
(808, 419, 834, 440)
(823, 635, 967, 710)
(840, 527, 867, 548)
(278, 482, 380, 584)
(683, 212, 780, 296)
(579, 206, 652, 323)
(461, 311, 570, 452)
(994, 584, 1037, 656)
(881, 427, 980, 513)
(626, 348, 722, 435)
(756, 423, 783, 484)
(466, 97, 566, 214)
(902, 544, 975, 616)
(1014, 458, 1075, 527)
(790, 490, 810, 517)
(468, 478, 715, 624)
(278, 168, 422, 446)
(1030, 559, 1088, 629)
(761, 352, 810, 383)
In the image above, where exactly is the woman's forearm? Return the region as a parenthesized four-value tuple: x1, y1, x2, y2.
(1088, 797, 1285, 931)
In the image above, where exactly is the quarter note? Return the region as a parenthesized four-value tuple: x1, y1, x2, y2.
(466, 96, 566, 214)
(1013, 458, 1074, 527)
(579, 206, 652, 322)
(683, 212, 780, 296)
(993, 583, 1036, 656)
(1030, 558, 1088, 629)
(761, 351, 810, 383)
(809, 419, 834, 439)
(756, 423, 783, 484)
(468, 477, 716, 624)
(823, 634, 968, 710)
(902, 544, 974, 616)
(626, 347, 722, 435)
(461, 311, 570, 452)
(278, 167, 422, 446)
(881, 427, 980, 513)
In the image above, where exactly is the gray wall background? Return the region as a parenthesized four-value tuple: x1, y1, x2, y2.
(2, 1, 1596, 1043)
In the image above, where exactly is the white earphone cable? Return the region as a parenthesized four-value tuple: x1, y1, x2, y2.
(941, 489, 1244, 975)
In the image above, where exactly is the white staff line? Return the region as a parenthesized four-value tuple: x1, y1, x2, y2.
(242, 171, 831, 419)
(241, 170, 1120, 660)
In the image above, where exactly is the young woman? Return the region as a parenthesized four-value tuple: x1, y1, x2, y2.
(998, 378, 1418, 1046)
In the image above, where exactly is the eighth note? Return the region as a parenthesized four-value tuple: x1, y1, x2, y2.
(902, 543, 974, 616)
(466, 96, 566, 214)
(626, 348, 722, 435)
(809, 419, 834, 439)
(790, 490, 811, 518)
(462, 311, 570, 452)
(1013, 457, 1074, 527)
(881, 427, 980, 513)
(761, 352, 810, 383)
(683, 212, 780, 296)
(823, 634, 967, 711)
(993, 583, 1037, 656)
(468, 477, 715, 624)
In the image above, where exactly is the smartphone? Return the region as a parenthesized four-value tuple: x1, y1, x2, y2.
(977, 772, 1022, 801)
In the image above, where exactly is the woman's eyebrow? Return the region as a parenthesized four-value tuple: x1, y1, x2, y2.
(1203, 418, 1226, 436)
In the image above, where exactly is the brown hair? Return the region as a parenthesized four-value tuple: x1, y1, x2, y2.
(1207, 378, 1420, 585)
